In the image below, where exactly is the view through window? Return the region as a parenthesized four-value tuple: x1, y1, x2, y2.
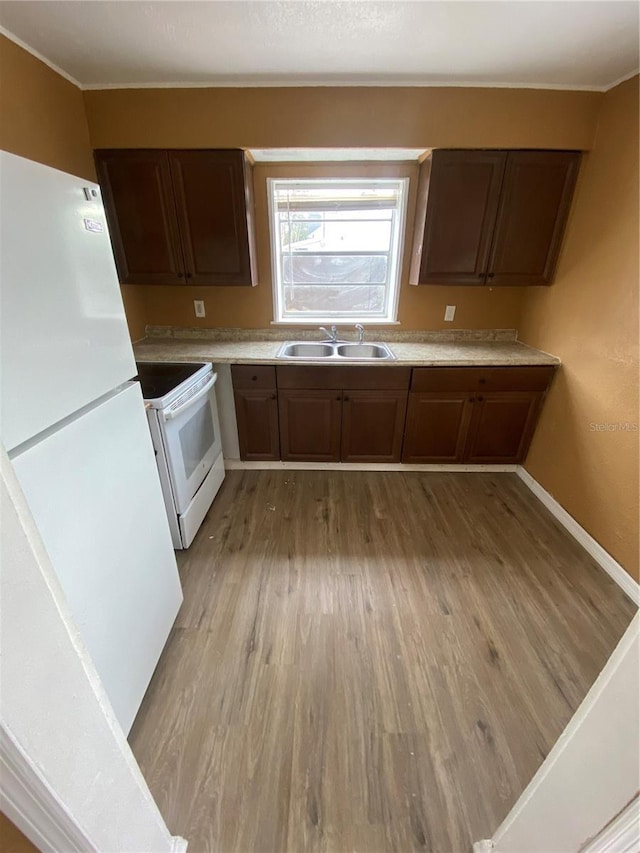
(269, 178, 408, 323)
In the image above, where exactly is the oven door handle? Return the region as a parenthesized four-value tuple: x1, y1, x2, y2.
(161, 373, 217, 422)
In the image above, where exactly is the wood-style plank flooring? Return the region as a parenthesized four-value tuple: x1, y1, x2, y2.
(129, 471, 635, 853)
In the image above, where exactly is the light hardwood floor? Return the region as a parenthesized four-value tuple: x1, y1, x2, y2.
(130, 471, 635, 853)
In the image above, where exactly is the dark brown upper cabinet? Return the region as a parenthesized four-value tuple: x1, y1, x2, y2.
(486, 151, 580, 286)
(94, 150, 185, 285)
(409, 149, 580, 287)
(410, 150, 506, 286)
(94, 149, 257, 287)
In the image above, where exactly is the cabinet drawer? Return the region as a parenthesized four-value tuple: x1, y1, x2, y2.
(231, 365, 276, 390)
(411, 366, 555, 393)
(276, 365, 411, 390)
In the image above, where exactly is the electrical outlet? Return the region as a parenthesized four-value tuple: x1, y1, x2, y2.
(194, 300, 205, 318)
(444, 305, 456, 322)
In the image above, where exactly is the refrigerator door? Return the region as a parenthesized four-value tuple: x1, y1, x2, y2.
(0, 151, 137, 452)
(10, 382, 183, 733)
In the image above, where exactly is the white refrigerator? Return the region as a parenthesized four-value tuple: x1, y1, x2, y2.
(0, 151, 183, 734)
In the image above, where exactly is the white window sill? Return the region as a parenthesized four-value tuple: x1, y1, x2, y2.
(271, 320, 401, 326)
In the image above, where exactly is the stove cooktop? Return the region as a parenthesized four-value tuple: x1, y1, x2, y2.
(135, 361, 207, 401)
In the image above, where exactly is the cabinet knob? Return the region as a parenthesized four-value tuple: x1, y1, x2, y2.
(186, 273, 192, 280)
(343, 395, 349, 401)
(469, 396, 476, 403)
(487, 272, 495, 280)
(271, 393, 277, 400)
(336, 395, 342, 401)
(477, 395, 484, 402)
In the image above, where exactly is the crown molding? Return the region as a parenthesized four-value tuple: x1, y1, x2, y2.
(0, 26, 82, 88)
(1, 23, 636, 94)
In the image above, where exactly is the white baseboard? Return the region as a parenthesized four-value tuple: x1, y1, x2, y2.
(517, 467, 640, 606)
(472, 842, 494, 853)
(580, 794, 640, 852)
(224, 460, 518, 473)
(0, 723, 96, 853)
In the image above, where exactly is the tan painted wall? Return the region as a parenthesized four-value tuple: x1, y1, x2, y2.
(0, 35, 147, 340)
(519, 76, 639, 580)
(2, 33, 636, 580)
(0, 812, 39, 852)
(83, 86, 601, 151)
(129, 161, 526, 332)
(83, 85, 602, 334)
(0, 35, 93, 179)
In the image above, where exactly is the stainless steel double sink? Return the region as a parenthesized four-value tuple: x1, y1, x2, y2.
(276, 341, 396, 361)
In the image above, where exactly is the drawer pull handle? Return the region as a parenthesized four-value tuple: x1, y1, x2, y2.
(251, 375, 258, 381)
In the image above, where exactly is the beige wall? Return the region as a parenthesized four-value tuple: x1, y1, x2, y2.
(0, 35, 147, 340)
(519, 76, 639, 580)
(129, 161, 526, 332)
(83, 86, 601, 150)
(3, 33, 637, 579)
(83, 85, 603, 334)
(0, 35, 93, 179)
(0, 812, 39, 852)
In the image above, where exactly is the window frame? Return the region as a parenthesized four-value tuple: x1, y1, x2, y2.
(268, 177, 409, 325)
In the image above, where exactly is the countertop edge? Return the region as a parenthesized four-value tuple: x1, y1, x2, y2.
(133, 338, 561, 368)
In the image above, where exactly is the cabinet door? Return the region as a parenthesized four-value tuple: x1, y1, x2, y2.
(412, 150, 506, 285)
(341, 390, 408, 463)
(486, 151, 580, 286)
(464, 392, 542, 463)
(168, 150, 256, 286)
(279, 390, 342, 462)
(402, 392, 473, 463)
(94, 150, 185, 285)
(234, 389, 280, 461)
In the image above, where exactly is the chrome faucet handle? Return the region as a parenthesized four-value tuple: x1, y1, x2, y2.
(319, 325, 338, 342)
(355, 324, 365, 344)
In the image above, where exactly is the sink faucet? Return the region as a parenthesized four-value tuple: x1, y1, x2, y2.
(319, 325, 338, 342)
(355, 324, 365, 344)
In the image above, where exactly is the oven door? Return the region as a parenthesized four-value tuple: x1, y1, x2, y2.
(158, 373, 222, 513)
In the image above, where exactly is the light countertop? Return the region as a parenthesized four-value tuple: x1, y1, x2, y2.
(133, 333, 560, 367)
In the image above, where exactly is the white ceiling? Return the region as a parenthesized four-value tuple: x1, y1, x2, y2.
(0, 1, 638, 91)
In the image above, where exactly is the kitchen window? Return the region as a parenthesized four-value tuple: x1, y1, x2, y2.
(268, 178, 408, 324)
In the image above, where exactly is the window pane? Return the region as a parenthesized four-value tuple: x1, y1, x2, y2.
(284, 284, 386, 315)
(282, 254, 388, 285)
(270, 177, 408, 322)
(281, 216, 392, 251)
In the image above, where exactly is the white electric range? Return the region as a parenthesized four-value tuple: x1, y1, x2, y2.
(136, 361, 225, 549)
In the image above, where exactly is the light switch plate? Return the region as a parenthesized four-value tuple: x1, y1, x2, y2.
(444, 305, 456, 322)
(194, 300, 205, 318)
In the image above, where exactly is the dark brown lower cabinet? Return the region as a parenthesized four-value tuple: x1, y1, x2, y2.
(341, 390, 408, 463)
(232, 365, 279, 461)
(234, 388, 280, 461)
(279, 390, 342, 462)
(402, 392, 473, 463)
(464, 392, 542, 463)
(233, 364, 553, 465)
(403, 390, 544, 464)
